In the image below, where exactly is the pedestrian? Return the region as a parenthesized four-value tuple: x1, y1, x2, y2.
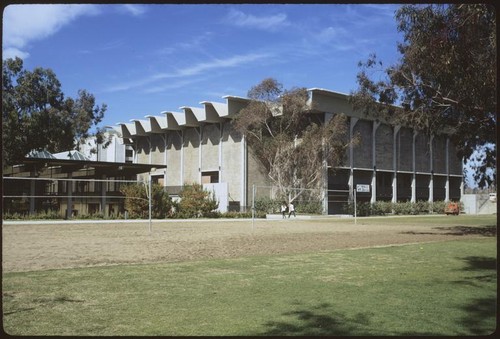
(288, 202, 296, 218)
(281, 202, 287, 219)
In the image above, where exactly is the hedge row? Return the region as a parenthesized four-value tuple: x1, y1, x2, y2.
(344, 200, 464, 216)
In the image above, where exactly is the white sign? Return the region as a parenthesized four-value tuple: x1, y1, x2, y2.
(356, 184, 370, 193)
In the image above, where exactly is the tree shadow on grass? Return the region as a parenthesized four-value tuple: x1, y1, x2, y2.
(455, 255, 497, 335)
(401, 225, 496, 237)
(255, 303, 440, 336)
(438, 225, 497, 237)
(459, 297, 497, 336)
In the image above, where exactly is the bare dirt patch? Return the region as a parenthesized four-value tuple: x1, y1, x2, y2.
(2, 217, 494, 272)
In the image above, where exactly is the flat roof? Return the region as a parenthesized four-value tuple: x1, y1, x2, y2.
(4, 158, 166, 177)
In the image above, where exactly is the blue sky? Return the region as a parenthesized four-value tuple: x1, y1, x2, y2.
(2, 3, 403, 129)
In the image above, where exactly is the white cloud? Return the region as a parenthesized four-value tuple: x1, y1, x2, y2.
(2, 4, 99, 59)
(225, 9, 289, 31)
(105, 52, 272, 92)
(158, 32, 213, 55)
(2, 47, 30, 60)
(121, 4, 147, 17)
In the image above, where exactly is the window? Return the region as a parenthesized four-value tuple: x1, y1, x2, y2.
(201, 171, 219, 184)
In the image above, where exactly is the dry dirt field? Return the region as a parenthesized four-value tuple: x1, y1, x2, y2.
(2, 216, 495, 273)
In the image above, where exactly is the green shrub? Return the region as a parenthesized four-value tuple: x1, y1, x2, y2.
(254, 197, 281, 214)
(177, 183, 219, 218)
(121, 183, 173, 219)
(295, 201, 323, 214)
(430, 200, 446, 214)
(370, 201, 390, 215)
(413, 201, 430, 214)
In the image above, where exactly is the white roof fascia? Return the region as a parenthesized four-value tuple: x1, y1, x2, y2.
(307, 88, 350, 97)
(222, 95, 249, 101)
(200, 101, 228, 120)
(116, 123, 133, 138)
(164, 111, 187, 126)
(130, 119, 150, 135)
(160, 111, 183, 130)
(176, 108, 199, 127)
(179, 106, 202, 126)
(225, 96, 251, 116)
(145, 115, 166, 132)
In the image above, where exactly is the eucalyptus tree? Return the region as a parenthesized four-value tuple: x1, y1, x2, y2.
(232, 78, 352, 203)
(2, 57, 107, 165)
(350, 4, 496, 188)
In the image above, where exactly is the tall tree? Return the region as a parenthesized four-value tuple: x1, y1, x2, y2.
(232, 78, 352, 203)
(350, 4, 496, 188)
(2, 57, 107, 165)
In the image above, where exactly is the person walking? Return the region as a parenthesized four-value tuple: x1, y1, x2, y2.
(288, 202, 296, 218)
(281, 202, 287, 219)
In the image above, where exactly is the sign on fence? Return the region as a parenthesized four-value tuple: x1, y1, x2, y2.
(356, 184, 370, 193)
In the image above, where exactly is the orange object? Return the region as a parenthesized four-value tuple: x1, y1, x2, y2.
(445, 202, 460, 215)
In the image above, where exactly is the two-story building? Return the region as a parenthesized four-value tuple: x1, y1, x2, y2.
(109, 88, 463, 214)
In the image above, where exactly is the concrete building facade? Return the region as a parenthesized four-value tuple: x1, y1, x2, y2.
(78, 131, 134, 163)
(110, 88, 463, 214)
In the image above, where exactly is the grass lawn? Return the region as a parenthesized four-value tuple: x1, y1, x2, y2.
(3, 235, 496, 336)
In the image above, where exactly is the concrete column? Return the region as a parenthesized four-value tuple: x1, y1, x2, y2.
(322, 138, 329, 214)
(371, 121, 380, 204)
(163, 133, 168, 187)
(219, 122, 223, 182)
(429, 173, 434, 203)
(348, 169, 354, 202)
(371, 168, 377, 204)
(180, 130, 184, 185)
(392, 173, 398, 204)
(411, 131, 418, 203)
(392, 126, 400, 203)
(411, 175, 416, 203)
(198, 126, 203, 183)
(349, 117, 358, 201)
(445, 176, 450, 202)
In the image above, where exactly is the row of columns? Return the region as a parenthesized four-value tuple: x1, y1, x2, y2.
(346, 117, 460, 204)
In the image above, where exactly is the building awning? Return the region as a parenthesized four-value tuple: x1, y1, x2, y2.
(4, 158, 166, 178)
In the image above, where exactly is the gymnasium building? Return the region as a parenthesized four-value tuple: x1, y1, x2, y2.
(110, 88, 463, 214)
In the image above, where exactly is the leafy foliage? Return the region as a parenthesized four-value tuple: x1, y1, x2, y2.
(121, 183, 173, 219)
(344, 200, 462, 216)
(350, 4, 496, 188)
(177, 183, 219, 218)
(2, 57, 107, 165)
(232, 78, 353, 204)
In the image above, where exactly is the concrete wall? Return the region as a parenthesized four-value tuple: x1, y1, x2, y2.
(462, 194, 497, 214)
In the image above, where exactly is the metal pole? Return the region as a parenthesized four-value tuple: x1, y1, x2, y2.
(354, 188, 357, 225)
(149, 177, 152, 234)
(252, 184, 255, 231)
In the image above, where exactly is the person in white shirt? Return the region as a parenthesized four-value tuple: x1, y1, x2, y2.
(281, 202, 287, 219)
(288, 202, 296, 218)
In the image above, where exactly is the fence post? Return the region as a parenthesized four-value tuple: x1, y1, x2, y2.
(148, 176, 152, 234)
(354, 188, 357, 225)
(252, 184, 255, 231)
